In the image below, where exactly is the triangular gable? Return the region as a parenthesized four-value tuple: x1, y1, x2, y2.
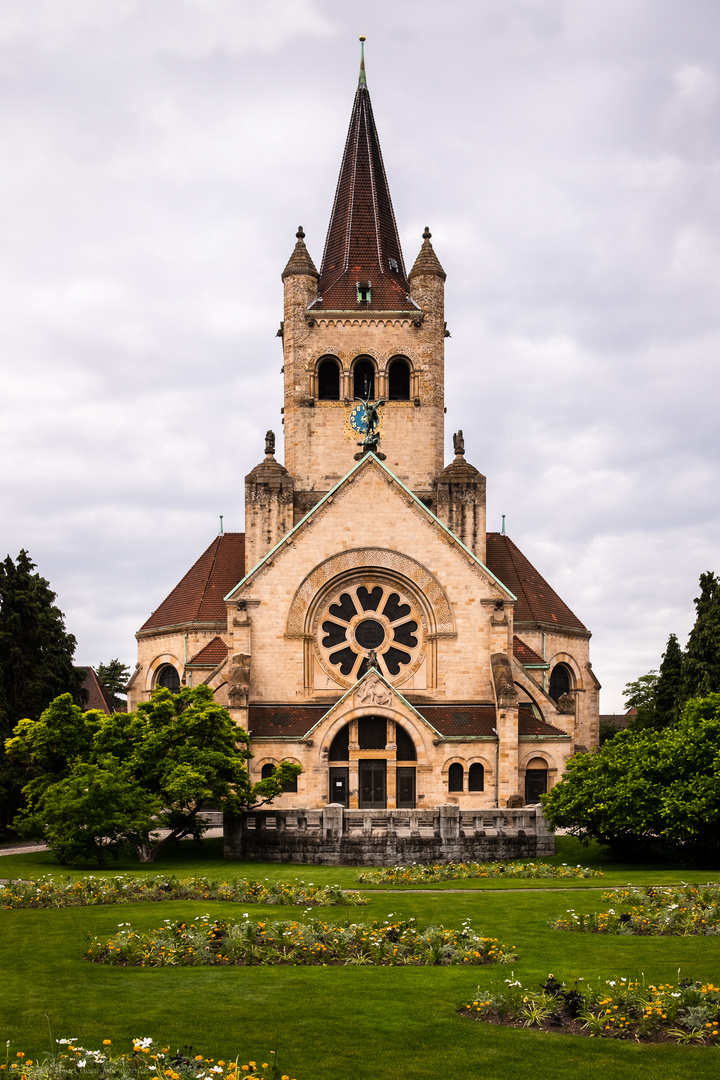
(225, 453, 516, 602)
(303, 667, 445, 740)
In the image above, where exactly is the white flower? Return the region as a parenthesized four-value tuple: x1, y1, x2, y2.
(78, 1061, 86, 1068)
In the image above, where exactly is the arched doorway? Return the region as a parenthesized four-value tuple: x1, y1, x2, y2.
(524, 756, 548, 803)
(327, 716, 417, 809)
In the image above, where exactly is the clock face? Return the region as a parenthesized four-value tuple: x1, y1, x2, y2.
(348, 403, 369, 435)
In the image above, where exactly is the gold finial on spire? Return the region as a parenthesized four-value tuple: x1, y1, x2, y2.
(359, 34, 367, 87)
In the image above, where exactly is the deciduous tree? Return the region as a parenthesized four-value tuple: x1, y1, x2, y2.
(541, 692, 720, 866)
(6, 685, 301, 865)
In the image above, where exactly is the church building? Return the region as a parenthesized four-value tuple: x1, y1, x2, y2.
(127, 44, 600, 825)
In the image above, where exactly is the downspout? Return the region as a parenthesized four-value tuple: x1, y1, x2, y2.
(184, 633, 190, 687)
(542, 632, 547, 693)
(492, 727, 499, 806)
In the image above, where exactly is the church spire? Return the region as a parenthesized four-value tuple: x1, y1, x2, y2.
(313, 38, 413, 312)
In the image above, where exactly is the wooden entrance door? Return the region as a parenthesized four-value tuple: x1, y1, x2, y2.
(359, 760, 386, 808)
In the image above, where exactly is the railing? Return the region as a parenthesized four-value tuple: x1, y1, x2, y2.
(239, 805, 549, 839)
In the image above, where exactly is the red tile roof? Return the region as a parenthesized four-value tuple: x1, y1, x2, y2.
(311, 64, 414, 312)
(187, 636, 229, 666)
(248, 705, 335, 738)
(247, 700, 567, 740)
(485, 533, 588, 633)
(513, 635, 546, 666)
(413, 705, 496, 736)
(78, 666, 116, 715)
(518, 703, 569, 737)
(140, 533, 245, 631)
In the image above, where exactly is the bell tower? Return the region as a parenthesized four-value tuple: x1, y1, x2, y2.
(279, 39, 448, 520)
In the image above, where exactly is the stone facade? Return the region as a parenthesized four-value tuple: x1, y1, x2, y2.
(127, 52, 600, 862)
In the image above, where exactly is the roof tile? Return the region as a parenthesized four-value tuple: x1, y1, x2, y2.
(312, 72, 413, 312)
(141, 533, 245, 631)
(485, 533, 587, 633)
(187, 636, 229, 666)
(513, 635, 546, 666)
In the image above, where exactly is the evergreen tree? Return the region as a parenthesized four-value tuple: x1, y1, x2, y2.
(654, 632, 685, 728)
(0, 550, 85, 832)
(96, 659, 131, 707)
(683, 571, 720, 700)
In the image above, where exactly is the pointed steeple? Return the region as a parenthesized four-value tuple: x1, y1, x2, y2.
(313, 38, 414, 312)
(409, 226, 446, 282)
(281, 226, 319, 281)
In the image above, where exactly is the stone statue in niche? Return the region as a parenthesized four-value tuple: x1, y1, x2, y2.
(228, 653, 251, 706)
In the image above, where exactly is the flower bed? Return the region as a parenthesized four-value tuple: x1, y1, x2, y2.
(2, 1038, 294, 1080)
(86, 915, 516, 967)
(1, 874, 364, 910)
(553, 883, 720, 935)
(462, 974, 720, 1044)
(356, 861, 602, 884)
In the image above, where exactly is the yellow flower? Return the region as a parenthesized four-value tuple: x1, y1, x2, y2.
(103, 1041, 112, 1046)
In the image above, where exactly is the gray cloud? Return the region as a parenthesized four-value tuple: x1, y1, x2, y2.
(1, 0, 718, 711)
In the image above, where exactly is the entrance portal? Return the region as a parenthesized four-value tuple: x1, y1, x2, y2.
(359, 760, 386, 808)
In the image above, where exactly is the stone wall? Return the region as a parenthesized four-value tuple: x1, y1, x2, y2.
(224, 803, 554, 866)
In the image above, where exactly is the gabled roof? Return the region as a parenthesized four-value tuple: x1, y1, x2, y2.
(77, 666, 116, 715)
(513, 635, 547, 667)
(486, 533, 588, 634)
(249, 704, 338, 739)
(140, 533, 245, 632)
(311, 43, 414, 312)
(187, 636, 229, 666)
(226, 452, 515, 602)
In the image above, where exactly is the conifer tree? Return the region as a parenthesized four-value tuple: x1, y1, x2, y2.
(0, 550, 85, 832)
(653, 632, 685, 729)
(683, 571, 720, 700)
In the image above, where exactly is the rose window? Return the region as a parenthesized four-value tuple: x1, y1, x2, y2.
(316, 581, 424, 685)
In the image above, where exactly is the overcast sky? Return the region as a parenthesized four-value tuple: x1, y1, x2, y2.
(2, 0, 719, 712)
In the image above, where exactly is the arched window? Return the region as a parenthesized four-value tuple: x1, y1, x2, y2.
(395, 724, 416, 761)
(282, 766, 298, 793)
(358, 716, 386, 749)
(468, 763, 484, 792)
(156, 664, 180, 693)
(448, 763, 464, 792)
(388, 357, 410, 400)
(328, 725, 350, 761)
(261, 763, 275, 780)
(353, 359, 375, 399)
(549, 663, 573, 702)
(318, 358, 340, 400)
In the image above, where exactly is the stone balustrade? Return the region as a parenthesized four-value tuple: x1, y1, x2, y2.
(223, 803, 553, 865)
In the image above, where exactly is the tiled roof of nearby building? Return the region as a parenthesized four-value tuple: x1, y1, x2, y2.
(513, 635, 546, 666)
(311, 51, 414, 313)
(248, 705, 336, 738)
(141, 533, 245, 631)
(187, 636, 229, 666)
(518, 703, 570, 737)
(485, 533, 588, 633)
(77, 666, 116, 715)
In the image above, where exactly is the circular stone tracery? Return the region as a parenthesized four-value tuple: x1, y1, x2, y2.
(316, 581, 424, 686)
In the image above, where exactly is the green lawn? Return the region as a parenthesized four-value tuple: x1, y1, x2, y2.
(1, 839, 719, 1080)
